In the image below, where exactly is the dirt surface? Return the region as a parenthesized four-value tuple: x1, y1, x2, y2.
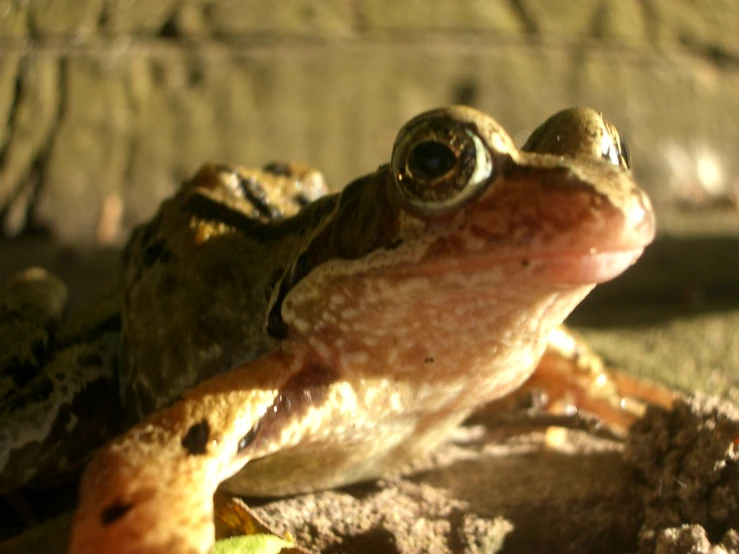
(626, 395, 739, 554)
(237, 394, 738, 554)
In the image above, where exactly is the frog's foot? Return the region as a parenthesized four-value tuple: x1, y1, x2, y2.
(483, 327, 677, 438)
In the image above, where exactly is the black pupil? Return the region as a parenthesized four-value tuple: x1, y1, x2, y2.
(408, 141, 457, 180)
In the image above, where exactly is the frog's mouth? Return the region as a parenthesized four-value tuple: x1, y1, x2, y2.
(391, 245, 646, 289)
(519, 247, 646, 285)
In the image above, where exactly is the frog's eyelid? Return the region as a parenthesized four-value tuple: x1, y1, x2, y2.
(619, 137, 632, 169)
(467, 131, 494, 187)
(600, 132, 633, 169)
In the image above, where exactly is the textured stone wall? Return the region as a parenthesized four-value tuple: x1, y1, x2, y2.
(1, 0, 738, 245)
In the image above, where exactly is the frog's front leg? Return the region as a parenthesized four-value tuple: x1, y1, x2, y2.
(69, 346, 310, 554)
(503, 327, 677, 435)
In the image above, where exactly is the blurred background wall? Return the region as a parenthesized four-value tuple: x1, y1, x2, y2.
(1, 0, 738, 246)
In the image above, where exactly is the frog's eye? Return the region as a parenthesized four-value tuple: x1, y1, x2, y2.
(618, 136, 632, 169)
(601, 132, 633, 170)
(391, 118, 494, 216)
(599, 121, 632, 170)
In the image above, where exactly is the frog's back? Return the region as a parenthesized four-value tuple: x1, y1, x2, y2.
(119, 163, 334, 421)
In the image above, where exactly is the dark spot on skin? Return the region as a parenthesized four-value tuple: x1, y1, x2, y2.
(262, 161, 293, 177)
(237, 422, 260, 453)
(183, 193, 287, 240)
(141, 239, 173, 268)
(237, 176, 266, 202)
(100, 500, 133, 525)
(385, 238, 404, 250)
(522, 259, 530, 267)
(237, 175, 283, 220)
(424, 357, 435, 364)
(181, 419, 210, 456)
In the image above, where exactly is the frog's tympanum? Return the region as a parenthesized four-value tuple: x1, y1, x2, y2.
(0, 107, 655, 554)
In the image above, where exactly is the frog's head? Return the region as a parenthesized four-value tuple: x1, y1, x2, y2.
(380, 105, 653, 285)
(271, 107, 653, 376)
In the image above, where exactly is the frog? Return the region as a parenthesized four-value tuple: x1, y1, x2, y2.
(19, 105, 655, 554)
